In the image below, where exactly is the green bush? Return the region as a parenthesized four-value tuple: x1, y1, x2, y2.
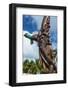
(23, 59, 49, 74)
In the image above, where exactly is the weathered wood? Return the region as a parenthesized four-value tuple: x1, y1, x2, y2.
(24, 16, 57, 73)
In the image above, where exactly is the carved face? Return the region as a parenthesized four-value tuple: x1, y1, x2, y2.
(43, 24, 50, 32)
(43, 17, 50, 32)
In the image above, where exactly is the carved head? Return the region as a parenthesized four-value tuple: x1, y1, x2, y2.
(42, 16, 50, 32)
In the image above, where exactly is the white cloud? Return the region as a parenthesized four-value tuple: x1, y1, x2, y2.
(23, 31, 39, 60)
(32, 16, 43, 30)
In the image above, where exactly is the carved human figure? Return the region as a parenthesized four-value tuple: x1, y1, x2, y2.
(24, 16, 57, 73)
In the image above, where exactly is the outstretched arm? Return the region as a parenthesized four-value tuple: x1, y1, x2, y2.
(24, 33, 38, 44)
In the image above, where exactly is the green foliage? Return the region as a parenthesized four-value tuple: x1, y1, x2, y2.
(23, 53, 57, 74)
(23, 59, 49, 74)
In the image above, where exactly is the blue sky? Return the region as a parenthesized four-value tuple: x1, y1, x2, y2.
(23, 15, 57, 60)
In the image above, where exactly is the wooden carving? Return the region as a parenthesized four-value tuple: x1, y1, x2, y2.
(24, 16, 57, 73)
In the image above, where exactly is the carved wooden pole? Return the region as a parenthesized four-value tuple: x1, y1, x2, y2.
(24, 16, 57, 73)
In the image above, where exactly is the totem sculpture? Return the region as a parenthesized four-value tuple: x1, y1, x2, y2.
(24, 16, 57, 73)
